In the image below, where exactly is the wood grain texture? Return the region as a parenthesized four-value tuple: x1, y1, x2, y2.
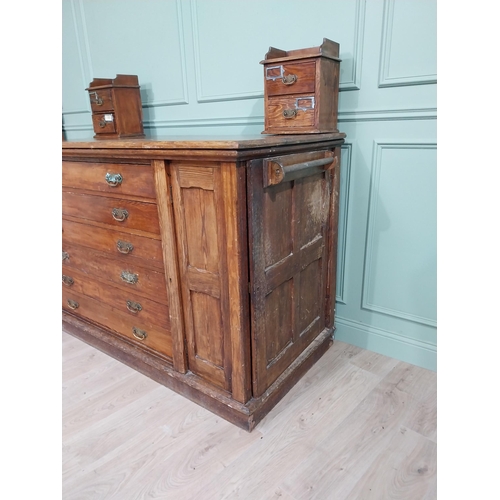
(152, 159, 187, 373)
(62, 190, 160, 234)
(63, 333, 436, 500)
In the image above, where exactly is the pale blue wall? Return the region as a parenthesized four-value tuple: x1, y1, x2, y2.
(62, 0, 437, 370)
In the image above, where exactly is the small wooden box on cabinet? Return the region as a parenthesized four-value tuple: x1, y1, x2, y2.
(62, 132, 345, 431)
(261, 38, 341, 135)
(86, 74, 145, 139)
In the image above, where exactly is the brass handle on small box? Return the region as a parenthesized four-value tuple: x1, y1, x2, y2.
(283, 109, 297, 119)
(89, 92, 103, 106)
(105, 173, 123, 187)
(62, 275, 74, 287)
(121, 270, 138, 284)
(67, 299, 79, 310)
(116, 240, 134, 254)
(132, 327, 147, 340)
(62, 251, 69, 262)
(126, 300, 143, 314)
(282, 74, 297, 85)
(112, 208, 129, 222)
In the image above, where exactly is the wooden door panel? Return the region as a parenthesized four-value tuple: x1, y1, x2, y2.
(171, 162, 231, 392)
(248, 151, 333, 397)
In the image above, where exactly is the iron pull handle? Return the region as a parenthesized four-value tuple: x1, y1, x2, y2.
(132, 327, 147, 341)
(62, 251, 69, 262)
(126, 300, 142, 314)
(67, 299, 79, 310)
(62, 275, 74, 287)
(111, 208, 129, 222)
(116, 240, 134, 254)
(105, 172, 123, 187)
(121, 270, 138, 284)
(282, 74, 297, 85)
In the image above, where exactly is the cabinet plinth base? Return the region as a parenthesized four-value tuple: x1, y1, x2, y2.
(62, 312, 334, 432)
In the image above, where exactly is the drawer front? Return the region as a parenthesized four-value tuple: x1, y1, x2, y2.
(62, 191, 160, 234)
(265, 61, 316, 96)
(88, 88, 113, 112)
(61, 243, 168, 304)
(63, 288, 172, 358)
(62, 219, 164, 270)
(62, 266, 170, 330)
(62, 161, 156, 199)
(266, 95, 315, 130)
(92, 113, 116, 134)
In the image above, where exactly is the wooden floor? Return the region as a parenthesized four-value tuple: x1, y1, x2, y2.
(62, 330, 437, 499)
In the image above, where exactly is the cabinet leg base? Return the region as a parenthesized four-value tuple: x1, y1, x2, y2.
(63, 312, 333, 432)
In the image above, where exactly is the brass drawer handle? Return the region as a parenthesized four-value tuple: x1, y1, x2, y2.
(282, 74, 297, 85)
(121, 270, 138, 284)
(116, 240, 134, 254)
(283, 109, 297, 119)
(62, 251, 69, 262)
(99, 120, 107, 128)
(112, 208, 129, 222)
(67, 299, 79, 310)
(62, 275, 74, 287)
(89, 91, 103, 106)
(132, 327, 147, 341)
(105, 172, 123, 187)
(126, 300, 142, 314)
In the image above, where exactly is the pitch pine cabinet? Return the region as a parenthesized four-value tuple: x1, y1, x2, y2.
(62, 133, 345, 431)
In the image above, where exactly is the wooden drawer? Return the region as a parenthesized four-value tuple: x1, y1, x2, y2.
(88, 88, 114, 112)
(63, 288, 172, 358)
(265, 61, 316, 97)
(266, 95, 315, 130)
(91, 113, 116, 134)
(62, 266, 170, 330)
(62, 219, 164, 270)
(62, 161, 156, 199)
(62, 243, 168, 304)
(62, 191, 160, 234)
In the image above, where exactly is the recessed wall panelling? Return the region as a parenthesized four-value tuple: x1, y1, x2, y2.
(378, 0, 437, 87)
(62, 0, 90, 114)
(191, 0, 365, 103)
(335, 144, 352, 304)
(362, 143, 437, 326)
(79, 0, 188, 106)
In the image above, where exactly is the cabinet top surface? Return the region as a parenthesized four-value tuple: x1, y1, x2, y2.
(62, 132, 346, 151)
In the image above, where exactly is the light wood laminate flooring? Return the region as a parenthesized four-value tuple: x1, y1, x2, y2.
(62, 330, 437, 499)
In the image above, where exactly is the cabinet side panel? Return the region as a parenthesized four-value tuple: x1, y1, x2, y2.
(171, 163, 231, 391)
(248, 154, 332, 397)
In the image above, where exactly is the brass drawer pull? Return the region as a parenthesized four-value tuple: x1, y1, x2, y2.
(67, 299, 79, 310)
(62, 251, 69, 262)
(116, 240, 134, 254)
(283, 109, 297, 119)
(121, 270, 138, 284)
(105, 172, 123, 187)
(62, 275, 74, 287)
(99, 120, 107, 128)
(132, 327, 147, 341)
(126, 300, 142, 314)
(282, 74, 297, 85)
(111, 208, 129, 222)
(89, 91, 103, 106)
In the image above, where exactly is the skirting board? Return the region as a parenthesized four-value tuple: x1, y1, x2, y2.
(334, 317, 436, 371)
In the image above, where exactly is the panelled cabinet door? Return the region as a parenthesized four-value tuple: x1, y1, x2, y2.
(248, 150, 336, 397)
(170, 162, 232, 393)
